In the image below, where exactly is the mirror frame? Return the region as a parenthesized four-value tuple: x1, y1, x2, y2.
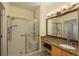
(46, 8, 78, 36)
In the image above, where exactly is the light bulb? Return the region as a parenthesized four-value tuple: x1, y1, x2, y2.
(61, 5, 68, 10)
(56, 9, 61, 12)
(50, 11, 55, 14)
(47, 13, 51, 16)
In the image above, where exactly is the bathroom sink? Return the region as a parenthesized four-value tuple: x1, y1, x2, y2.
(60, 44, 76, 50)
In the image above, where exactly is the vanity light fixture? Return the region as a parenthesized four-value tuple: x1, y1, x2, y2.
(55, 9, 61, 15)
(61, 5, 68, 11)
(50, 11, 55, 15)
(47, 11, 55, 17)
(47, 13, 51, 17)
(51, 11, 55, 14)
(47, 3, 79, 17)
(55, 9, 61, 12)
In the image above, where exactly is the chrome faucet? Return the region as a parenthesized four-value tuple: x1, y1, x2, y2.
(66, 38, 72, 45)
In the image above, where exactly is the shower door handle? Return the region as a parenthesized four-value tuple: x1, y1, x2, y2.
(8, 27, 12, 41)
(20, 35, 26, 37)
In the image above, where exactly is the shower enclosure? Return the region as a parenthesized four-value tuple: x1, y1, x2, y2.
(7, 17, 39, 55)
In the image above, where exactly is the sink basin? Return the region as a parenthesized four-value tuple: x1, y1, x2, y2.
(60, 44, 76, 50)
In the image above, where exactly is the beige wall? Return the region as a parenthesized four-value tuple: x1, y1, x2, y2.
(34, 7, 40, 20)
(8, 5, 34, 20)
(40, 4, 47, 36)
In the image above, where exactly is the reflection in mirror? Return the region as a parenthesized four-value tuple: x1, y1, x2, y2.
(52, 22, 62, 37)
(47, 19, 62, 37)
(64, 19, 77, 41)
(47, 9, 78, 43)
(52, 22, 58, 36)
(57, 23, 62, 37)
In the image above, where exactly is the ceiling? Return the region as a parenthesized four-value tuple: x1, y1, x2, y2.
(9, 2, 53, 11)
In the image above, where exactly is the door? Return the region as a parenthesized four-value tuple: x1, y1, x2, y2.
(25, 20, 39, 53)
(8, 18, 26, 56)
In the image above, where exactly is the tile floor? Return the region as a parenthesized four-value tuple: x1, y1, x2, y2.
(28, 51, 51, 56)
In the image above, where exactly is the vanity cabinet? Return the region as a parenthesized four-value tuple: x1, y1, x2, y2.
(61, 50, 73, 56)
(51, 46, 61, 56)
(51, 46, 73, 56)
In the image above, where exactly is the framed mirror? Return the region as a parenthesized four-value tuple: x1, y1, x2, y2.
(46, 8, 79, 42)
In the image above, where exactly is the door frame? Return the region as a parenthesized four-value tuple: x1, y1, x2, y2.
(0, 2, 6, 56)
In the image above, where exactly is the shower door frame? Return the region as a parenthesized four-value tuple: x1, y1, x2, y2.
(7, 16, 39, 55)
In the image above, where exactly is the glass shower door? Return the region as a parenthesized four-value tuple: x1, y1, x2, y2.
(25, 20, 39, 53)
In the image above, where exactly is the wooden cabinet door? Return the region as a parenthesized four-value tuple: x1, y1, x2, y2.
(61, 50, 73, 56)
(51, 46, 61, 56)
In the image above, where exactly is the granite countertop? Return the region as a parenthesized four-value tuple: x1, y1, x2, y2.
(41, 36, 79, 56)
